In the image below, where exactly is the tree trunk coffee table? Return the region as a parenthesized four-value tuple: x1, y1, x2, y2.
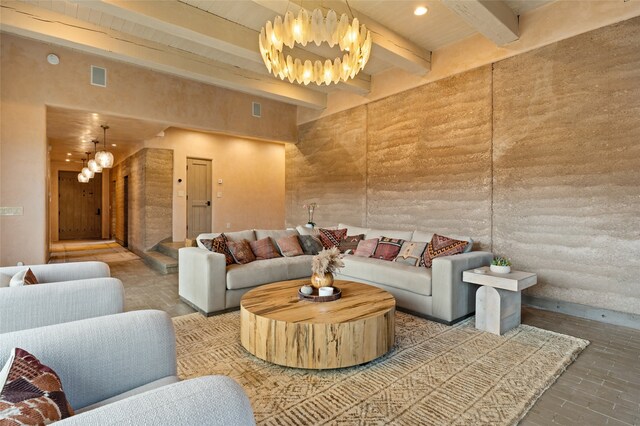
(240, 279, 395, 369)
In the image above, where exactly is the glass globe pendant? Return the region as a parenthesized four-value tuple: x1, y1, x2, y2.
(77, 158, 90, 183)
(96, 125, 114, 168)
(81, 152, 94, 179)
(88, 139, 103, 173)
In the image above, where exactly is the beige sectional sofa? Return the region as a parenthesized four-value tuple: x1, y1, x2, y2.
(178, 225, 492, 324)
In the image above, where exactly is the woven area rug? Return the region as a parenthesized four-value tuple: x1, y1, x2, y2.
(173, 311, 588, 425)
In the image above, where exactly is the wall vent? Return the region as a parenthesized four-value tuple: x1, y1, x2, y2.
(252, 102, 261, 118)
(91, 65, 107, 87)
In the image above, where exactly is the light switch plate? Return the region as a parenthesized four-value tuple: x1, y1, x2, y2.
(217, 192, 223, 198)
(0, 207, 23, 216)
(177, 190, 185, 197)
(217, 179, 223, 184)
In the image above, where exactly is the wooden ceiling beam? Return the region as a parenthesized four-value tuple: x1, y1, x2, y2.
(0, 1, 327, 109)
(441, 0, 519, 46)
(252, 0, 432, 76)
(76, 0, 371, 95)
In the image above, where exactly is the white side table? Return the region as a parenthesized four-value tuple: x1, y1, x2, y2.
(462, 266, 537, 335)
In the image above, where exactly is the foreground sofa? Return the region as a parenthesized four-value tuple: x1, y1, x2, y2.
(179, 225, 492, 324)
(0, 310, 255, 425)
(0, 261, 124, 333)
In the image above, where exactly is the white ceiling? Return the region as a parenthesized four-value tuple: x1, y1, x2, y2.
(4, 0, 555, 161)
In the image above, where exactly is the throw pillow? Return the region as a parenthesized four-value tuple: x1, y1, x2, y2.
(372, 237, 405, 261)
(200, 235, 235, 266)
(249, 238, 281, 260)
(0, 347, 74, 424)
(354, 238, 379, 257)
(298, 235, 323, 255)
(421, 234, 470, 268)
(394, 241, 428, 266)
(226, 239, 256, 264)
(338, 234, 365, 254)
(9, 268, 39, 287)
(276, 235, 304, 257)
(317, 228, 347, 249)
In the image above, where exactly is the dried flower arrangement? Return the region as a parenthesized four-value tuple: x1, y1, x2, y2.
(311, 247, 344, 276)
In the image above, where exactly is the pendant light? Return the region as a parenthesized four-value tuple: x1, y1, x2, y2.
(78, 158, 90, 183)
(95, 124, 114, 168)
(81, 152, 94, 179)
(88, 139, 103, 173)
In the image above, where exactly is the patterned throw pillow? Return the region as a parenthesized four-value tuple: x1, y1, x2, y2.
(226, 239, 256, 264)
(249, 238, 281, 260)
(9, 268, 39, 287)
(338, 234, 365, 254)
(394, 241, 428, 267)
(421, 234, 470, 268)
(200, 235, 235, 266)
(317, 228, 347, 249)
(0, 348, 74, 424)
(276, 235, 304, 257)
(354, 238, 379, 257)
(298, 235, 323, 255)
(372, 237, 405, 261)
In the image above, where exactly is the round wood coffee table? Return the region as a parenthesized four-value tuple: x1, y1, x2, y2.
(240, 279, 395, 369)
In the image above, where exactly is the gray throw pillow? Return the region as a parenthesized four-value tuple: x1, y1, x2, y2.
(298, 235, 323, 255)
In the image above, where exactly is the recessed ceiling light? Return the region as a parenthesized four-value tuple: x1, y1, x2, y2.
(65, 159, 70, 162)
(414, 6, 428, 16)
(46, 53, 60, 65)
(111, 144, 117, 147)
(66, 153, 72, 156)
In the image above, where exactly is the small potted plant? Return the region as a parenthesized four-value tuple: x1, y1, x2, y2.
(490, 257, 512, 274)
(303, 203, 318, 228)
(311, 247, 344, 288)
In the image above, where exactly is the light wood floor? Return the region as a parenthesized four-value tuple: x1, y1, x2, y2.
(53, 243, 640, 425)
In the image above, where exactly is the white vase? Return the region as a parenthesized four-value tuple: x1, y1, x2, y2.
(490, 264, 511, 274)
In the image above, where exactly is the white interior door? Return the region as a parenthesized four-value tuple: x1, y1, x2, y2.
(187, 158, 212, 238)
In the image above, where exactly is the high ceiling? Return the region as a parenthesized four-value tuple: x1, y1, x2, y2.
(2, 0, 554, 163)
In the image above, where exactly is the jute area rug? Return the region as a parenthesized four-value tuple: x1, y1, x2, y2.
(173, 311, 588, 425)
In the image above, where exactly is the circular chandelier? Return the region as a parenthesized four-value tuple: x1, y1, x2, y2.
(259, 8, 372, 86)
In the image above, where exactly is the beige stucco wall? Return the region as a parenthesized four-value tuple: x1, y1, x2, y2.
(145, 128, 286, 240)
(286, 18, 640, 316)
(0, 34, 296, 266)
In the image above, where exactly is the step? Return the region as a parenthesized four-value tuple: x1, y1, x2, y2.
(143, 250, 178, 275)
(156, 241, 184, 260)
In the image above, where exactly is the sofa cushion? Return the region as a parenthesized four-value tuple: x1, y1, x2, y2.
(0, 347, 75, 423)
(227, 239, 256, 264)
(338, 223, 370, 236)
(366, 228, 414, 241)
(276, 235, 304, 257)
(341, 256, 432, 296)
(298, 235, 323, 255)
(0, 273, 11, 288)
(295, 225, 319, 236)
(394, 241, 428, 267)
(318, 228, 347, 249)
(249, 238, 281, 260)
(224, 230, 256, 242)
(372, 237, 404, 261)
(338, 234, 364, 254)
(421, 234, 470, 268)
(255, 229, 298, 242)
(354, 238, 378, 257)
(226, 256, 313, 290)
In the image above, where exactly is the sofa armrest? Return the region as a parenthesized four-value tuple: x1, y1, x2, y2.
(178, 247, 227, 314)
(0, 261, 111, 283)
(0, 277, 124, 334)
(58, 376, 255, 426)
(0, 310, 177, 411)
(431, 251, 493, 323)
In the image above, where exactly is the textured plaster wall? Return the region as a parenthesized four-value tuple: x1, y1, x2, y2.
(0, 34, 296, 266)
(286, 18, 640, 315)
(110, 148, 173, 255)
(146, 128, 285, 239)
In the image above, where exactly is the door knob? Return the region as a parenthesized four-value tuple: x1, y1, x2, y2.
(206, 201, 211, 206)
